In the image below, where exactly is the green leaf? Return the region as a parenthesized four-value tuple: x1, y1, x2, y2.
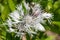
(0, 4, 4, 13)
(8, 0, 15, 11)
(45, 36, 55, 40)
(45, 1, 52, 12)
(56, 9, 60, 14)
(1, 5, 10, 21)
(52, 21, 60, 27)
(53, 1, 59, 10)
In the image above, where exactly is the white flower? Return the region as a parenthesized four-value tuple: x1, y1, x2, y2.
(6, 2, 53, 38)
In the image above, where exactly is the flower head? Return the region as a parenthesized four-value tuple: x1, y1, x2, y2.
(7, 2, 53, 37)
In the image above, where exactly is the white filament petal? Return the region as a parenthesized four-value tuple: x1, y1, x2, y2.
(23, 1, 30, 10)
(9, 28, 15, 32)
(10, 10, 20, 22)
(17, 4, 22, 11)
(17, 5, 24, 16)
(7, 18, 12, 27)
(42, 13, 52, 19)
(35, 23, 45, 31)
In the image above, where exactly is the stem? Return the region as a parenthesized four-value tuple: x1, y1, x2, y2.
(22, 34, 26, 40)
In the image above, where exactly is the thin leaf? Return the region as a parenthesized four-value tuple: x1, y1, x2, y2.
(8, 0, 15, 11)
